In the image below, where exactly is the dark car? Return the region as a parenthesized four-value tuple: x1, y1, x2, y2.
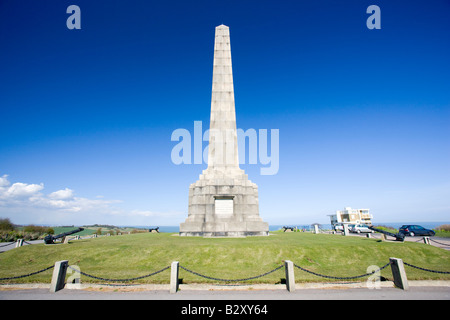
(399, 225, 435, 237)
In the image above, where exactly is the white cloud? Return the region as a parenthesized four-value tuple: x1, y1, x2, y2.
(0, 175, 118, 213)
(0, 181, 44, 199)
(0, 174, 179, 226)
(48, 188, 74, 200)
(0, 174, 10, 187)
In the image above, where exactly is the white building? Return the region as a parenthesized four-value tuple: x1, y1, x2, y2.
(328, 207, 373, 226)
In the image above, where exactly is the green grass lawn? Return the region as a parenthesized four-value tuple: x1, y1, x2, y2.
(1, 232, 449, 284)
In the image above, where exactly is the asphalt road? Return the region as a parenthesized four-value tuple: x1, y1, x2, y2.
(1, 286, 449, 300)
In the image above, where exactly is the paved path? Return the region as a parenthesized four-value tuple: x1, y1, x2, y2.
(340, 233, 450, 250)
(0, 240, 43, 252)
(2, 234, 449, 252)
(1, 286, 449, 300)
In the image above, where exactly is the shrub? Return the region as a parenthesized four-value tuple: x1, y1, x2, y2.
(374, 225, 399, 233)
(0, 230, 20, 242)
(23, 225, 54, 235)
(0, 218, 15, 231)
(436, 224, 450, 232)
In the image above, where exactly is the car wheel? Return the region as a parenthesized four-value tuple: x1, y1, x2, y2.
(410, 232, 415, 237)
(357, 230, 361, 234)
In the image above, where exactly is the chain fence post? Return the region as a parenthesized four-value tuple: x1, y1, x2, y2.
(343, 224, 349, 236)
(170, 261, 179, 294)
(313, 225, 319, 234)
(423, 237, 430, 245)
(284, 260, 295, 292)
(15, 239, 24, 248)
(389, 257, 409, 290)
(50, 260, 69, 292)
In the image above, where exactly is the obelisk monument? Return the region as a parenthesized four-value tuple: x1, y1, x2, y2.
(179, 25, 269, 237)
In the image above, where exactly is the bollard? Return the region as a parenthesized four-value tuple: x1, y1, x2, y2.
(15, 239, 24, 248)
(284, 260, 295, 292)
(423, 237, 430, 245)
(313, 225, 319, 234)
(170, 261, 179, 293)
(343, 224, 349, 236)
(366, 233, 372, 238)
(389, 258, 409, 290)
(50, 260, 69, 292)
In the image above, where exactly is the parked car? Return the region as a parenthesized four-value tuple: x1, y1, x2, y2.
(399, 225, 435, 237)
(351, 224, 374, 233)
(334, 223, 344, 232)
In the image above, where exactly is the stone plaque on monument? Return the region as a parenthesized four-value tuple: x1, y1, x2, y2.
(179, 25, 269, 237)
(214, 197, 234, 216)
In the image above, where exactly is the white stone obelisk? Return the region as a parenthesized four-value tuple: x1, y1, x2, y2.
(179, 25, 269, 237)
(207, 24, 239, 171)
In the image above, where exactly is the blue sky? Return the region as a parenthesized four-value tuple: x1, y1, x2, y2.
(0, 0, 449, 226)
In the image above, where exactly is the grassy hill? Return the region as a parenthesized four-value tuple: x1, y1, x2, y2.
(1, 232, 449, 284)
(52, 227, 95, 237)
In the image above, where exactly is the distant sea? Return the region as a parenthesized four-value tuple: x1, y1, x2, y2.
(125, 221, 449, 233)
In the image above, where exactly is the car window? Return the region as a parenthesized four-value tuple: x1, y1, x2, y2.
(416, 226, 424, 230)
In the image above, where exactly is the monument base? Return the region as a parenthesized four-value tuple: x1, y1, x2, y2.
(179, 168, 269, 237)
(179, 231, 269, 237)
